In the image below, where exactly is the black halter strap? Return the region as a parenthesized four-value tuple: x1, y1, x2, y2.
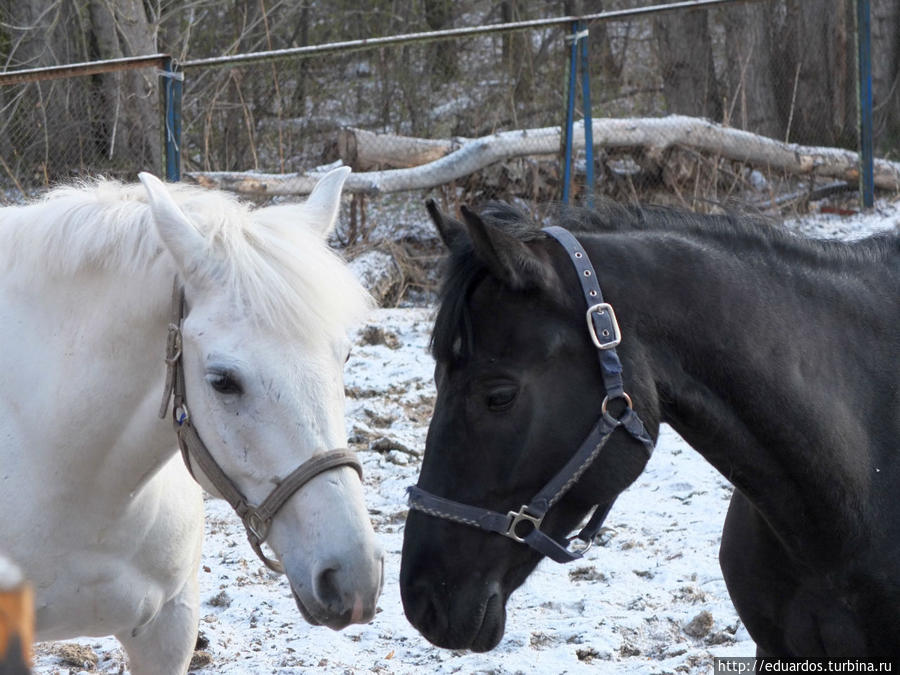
(407, 226, 654, 563)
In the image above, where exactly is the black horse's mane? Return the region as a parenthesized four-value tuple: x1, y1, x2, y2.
(432, 200, 899, 363)
(513, 199, 897, 263)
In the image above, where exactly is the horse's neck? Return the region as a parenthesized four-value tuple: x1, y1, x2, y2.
(598, 232, 893, 560)
(2, 268, 176, 498)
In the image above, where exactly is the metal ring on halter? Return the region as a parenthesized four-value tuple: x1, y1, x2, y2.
(504, 505, 544, 544)
(600, 392, 633, 416)
(565, 535, 593, 556)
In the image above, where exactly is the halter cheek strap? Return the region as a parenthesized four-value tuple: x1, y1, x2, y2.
(159, 280, 362, 573)
(407, 226, 654, 564)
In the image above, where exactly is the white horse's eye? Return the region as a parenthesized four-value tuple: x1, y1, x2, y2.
(206, 371, 243, 396)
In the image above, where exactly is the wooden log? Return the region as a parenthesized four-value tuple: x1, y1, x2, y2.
(337, 127, 458, 170)
(348, 249, 403, 306)
(0, 555, 32, 674)
(186, 115, 900, 196)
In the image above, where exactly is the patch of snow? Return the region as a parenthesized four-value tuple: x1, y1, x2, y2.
(784, 197, 900, 240)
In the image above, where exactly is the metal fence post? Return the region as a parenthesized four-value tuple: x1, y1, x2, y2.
(160, 57, 183, 182)
(579, 20, 594, 208)
(856, 0, 874, 209)
(562, 21, 593, 206)
(561, 21, 579, 205)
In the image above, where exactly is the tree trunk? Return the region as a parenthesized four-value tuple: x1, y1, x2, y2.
(775, 0, 857, 148)
(584, 0, 623, 81)
(88, 0, 161, 172)
(721, 2, 781, 139)
(424, 0, 457, 84)
(870, 0, 900, 157)
(338, 127, 459, 170)
(501, 1, 534, 109)
(653, 8, 721, 121)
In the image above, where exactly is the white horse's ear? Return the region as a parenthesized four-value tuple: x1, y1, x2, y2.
(138, 172, 208, 282)
(303, 166, 351, 238)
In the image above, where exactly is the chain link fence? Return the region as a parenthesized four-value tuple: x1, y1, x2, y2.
(1, 0, 898, 215)
(0, 63, 161, 198)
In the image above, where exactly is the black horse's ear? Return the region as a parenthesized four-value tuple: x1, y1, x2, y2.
(425, 199, 467, 250)
(460, 205, 550, 291)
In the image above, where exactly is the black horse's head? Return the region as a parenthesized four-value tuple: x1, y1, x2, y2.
(400, 201, 660, 651)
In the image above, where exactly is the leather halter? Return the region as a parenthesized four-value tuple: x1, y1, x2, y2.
(159, 280, 362, 573)
(407, 226, 654, 563)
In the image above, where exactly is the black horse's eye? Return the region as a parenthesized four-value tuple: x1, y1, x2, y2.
(486, 384, 518, 411)
(206, 371, 243, 396)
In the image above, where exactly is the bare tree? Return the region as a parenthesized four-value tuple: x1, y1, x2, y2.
(88, 0, 160, 170)
(501, 0, 536, 116)
(0, 0, 159, 181)
(721, 2, 781, 139)
(652, 8, 721, 121)
(1, 1, 82, 178)
(871, 0, 900, 157)
(775, 0, 857, 147)
(424, 0, 457, 84)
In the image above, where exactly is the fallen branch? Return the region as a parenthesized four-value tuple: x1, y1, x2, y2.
(337, 127, 462, 170)
(186, 115, 900, 196)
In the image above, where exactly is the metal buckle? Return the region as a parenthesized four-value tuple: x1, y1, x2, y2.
(586, 303, 621, 350)
(164, 322, 182, 364)
(244, 510, 271, 543)
(505, 505, 544, 543)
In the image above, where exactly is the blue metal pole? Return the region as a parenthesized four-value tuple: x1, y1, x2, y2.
(579, 21, 594, 208)
(856, 0, 874, 208)
(562, 21, 579, 204)
(161, 57, 183, 182)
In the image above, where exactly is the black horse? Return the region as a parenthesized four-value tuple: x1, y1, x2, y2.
(400, 199, 900, 658)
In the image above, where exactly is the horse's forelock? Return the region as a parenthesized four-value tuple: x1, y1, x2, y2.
(431, 243, 482, 364)
(430, 203, 545, 364)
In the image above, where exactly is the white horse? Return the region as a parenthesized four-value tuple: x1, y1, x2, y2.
(0, 168, 384, 674)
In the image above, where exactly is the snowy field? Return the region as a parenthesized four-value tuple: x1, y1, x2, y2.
(33, 199, 899, 674)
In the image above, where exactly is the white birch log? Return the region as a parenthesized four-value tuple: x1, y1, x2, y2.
(348, 249, 403, 306)
(186, 115, 900, 195)
(337, 127, 460, 170)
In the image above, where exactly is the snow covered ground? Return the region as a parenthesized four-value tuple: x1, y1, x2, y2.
(33, 199, 898, 674)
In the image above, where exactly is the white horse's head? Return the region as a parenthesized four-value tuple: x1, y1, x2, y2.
(139, 169, 383, 629)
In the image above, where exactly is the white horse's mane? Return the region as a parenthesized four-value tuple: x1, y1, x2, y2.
(0, 178, 371, 341)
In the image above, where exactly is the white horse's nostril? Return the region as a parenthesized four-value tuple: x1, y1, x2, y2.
(313, 564, 342, 608)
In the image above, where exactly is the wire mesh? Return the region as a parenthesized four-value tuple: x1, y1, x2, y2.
(0, 66, 160, 201)
(1, 0, 897, 212)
